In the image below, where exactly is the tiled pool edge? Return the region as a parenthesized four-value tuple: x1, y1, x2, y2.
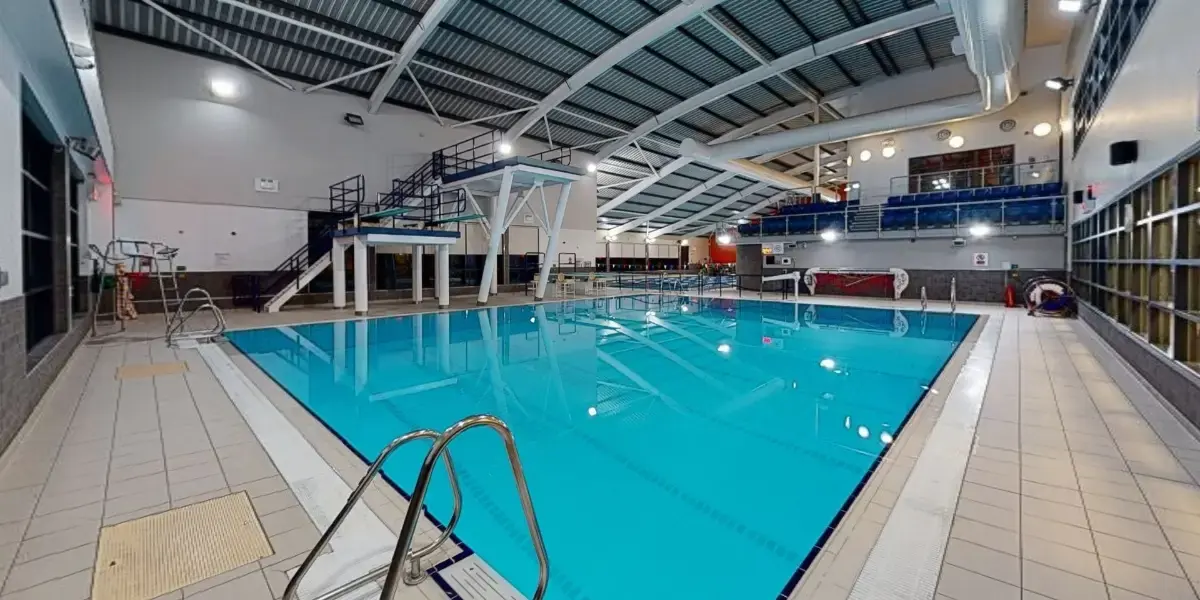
(787, 313, 992, 600)
(221, 304, 988, 600)
(222, 340, 481, 599)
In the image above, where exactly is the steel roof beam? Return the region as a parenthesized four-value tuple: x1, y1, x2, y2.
(652, 184, 777, 237)
(366, 0, 461, 114)
(606, 172, 738, 236)
(503, 0, 725, 142)
(592, 5, 951, 162)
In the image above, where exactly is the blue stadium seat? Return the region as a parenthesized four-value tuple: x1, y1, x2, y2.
(900, 194, 915, 204)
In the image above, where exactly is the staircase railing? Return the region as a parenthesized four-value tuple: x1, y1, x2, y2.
(433, 130, 503, 180)
(251, 175, 366, 311)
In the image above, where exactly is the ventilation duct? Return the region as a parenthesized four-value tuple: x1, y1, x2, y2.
(680, 0, 1024, 165)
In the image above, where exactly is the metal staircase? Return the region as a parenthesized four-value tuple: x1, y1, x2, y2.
(849, 204, 882, 233)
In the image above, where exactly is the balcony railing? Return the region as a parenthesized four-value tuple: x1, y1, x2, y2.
(739, 194, 1067, 239)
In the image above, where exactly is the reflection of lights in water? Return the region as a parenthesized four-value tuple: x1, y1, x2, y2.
(717, 343, 731, 354)
(820, 358, 836, 370)
(823, 393, 835, 401)
(792, 381, 798, 389)
(587, 407, 597, 417)
(530, 317, 536, 323)
(844, 417, 851, 429)
(880, 432, 894, 444)
(681, 305, 690, 312)
(857, 426, 870, 439)
(646, 311, 656, 317)
(921, 385, 940, 395)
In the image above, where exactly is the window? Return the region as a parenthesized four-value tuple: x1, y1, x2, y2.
(906, 145, 1015, 193)
(1072, 0, 1156, 154)
(20, 82, 70, 359)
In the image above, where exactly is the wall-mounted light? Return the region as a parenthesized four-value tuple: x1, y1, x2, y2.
(881, 146, 896, 159)
(850, 182, 861, 190)
(209, 77, 240, 100)
(343, 113, 365, 127)
(846, 156, 853, 167)
(1045, 77, 1075, 91)
(948, 135, 965, 149)
(859, 150, 872, 162)
(969, 223, 991, 237)
(717, 233, 732, 245)
(586, 163, 597, 173)
(820, 230, 839, 242)
(498, 141, 513, 155)
(1032, 122, 1054, 137)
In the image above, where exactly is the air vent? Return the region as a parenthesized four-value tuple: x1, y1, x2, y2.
(936, 129, 952, 141)
(1000, 119, 1017, 132)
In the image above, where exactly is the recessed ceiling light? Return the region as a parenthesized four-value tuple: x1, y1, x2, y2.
(948, 135, 965, 149)
(209, 77, 239, 99)
(586, 163, 597, 173)
(1033, 122, 1053, 137)
(859, 150, 872, 162)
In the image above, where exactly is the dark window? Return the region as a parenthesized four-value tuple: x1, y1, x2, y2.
(906, 145, 1015, 192)
(1072, 0, 1156, 154)
(20, 83, 64, 355)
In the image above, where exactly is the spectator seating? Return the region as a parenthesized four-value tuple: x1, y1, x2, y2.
(741, 182, 1067, 236)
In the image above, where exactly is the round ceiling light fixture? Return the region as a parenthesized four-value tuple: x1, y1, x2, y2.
(1033, 122, 1054, 137)
(859, 149, 872, 162)
(881, 146, 896, 159)
(948, 135, 965, 149)
(208, 77, 240, 100)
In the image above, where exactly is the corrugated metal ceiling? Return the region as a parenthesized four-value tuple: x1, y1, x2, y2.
(92, 0, 961, 230)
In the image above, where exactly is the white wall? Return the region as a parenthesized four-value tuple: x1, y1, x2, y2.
(845, 45, 1067, 203)
(768, 235, 1066, 271)
(93, 34, 599, 269)
(1065, 0, 1200, 216)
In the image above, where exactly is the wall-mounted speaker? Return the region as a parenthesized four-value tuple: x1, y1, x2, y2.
(1110, 141, 1138, 165)
(1072, 190, 1085, 205)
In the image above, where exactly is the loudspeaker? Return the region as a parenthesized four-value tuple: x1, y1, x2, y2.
(1110, 141, 1138, 165)
(1073, 190, 1085, 205)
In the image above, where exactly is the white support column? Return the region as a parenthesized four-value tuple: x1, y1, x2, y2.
(355, 319, 369, 393)
(412, 244, 424, 304)
(332, 239, 347, 309)
(437, 245, 450, 309)
(477, 168, 514, 305)
(353, 236, 369, 315)
(534, 182, 573, 300)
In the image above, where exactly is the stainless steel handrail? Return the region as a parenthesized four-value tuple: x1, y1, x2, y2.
(950, 277, 958, 312)
(380, 414, 550, 600)
(283, 429, 464, 600)
(920, 286, 928, 311)
(165, 287, 228, 347)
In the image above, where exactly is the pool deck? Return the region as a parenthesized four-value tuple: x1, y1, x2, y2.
(1, 290, 1199, 600)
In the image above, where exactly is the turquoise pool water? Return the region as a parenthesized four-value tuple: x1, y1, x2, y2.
(227, 295, 973, 600)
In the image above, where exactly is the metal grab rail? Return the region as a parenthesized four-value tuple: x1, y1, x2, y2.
(166, 288, 227, 347)
(284, 429, 464, 600)
(920, 286, 928, 311)
(380, 414, 550, 600)
(950, 277, 958, 312)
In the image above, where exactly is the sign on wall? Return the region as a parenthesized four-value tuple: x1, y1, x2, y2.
(762, 242, 784, 255)
(972, 252, 989, 267)
(255, 178, 280, 193)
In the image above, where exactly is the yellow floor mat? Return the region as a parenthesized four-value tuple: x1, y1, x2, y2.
(116, 361, 189, 380)
(93, 492, 273, 600)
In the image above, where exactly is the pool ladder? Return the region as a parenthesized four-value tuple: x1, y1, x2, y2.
(166, 288, 227, 348)
(283, 414, 550, 600)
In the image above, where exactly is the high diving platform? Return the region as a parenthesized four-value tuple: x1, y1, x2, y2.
(260, 132, 584, 314)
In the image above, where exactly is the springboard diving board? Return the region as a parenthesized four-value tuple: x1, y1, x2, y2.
(329, 227, 460, 316)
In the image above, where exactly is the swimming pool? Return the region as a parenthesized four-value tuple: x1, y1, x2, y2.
(227, 295, 974, 600)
